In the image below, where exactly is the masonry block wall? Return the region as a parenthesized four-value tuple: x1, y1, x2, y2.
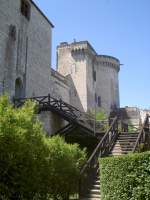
(0, 0, 53, 99)
(57, 42, 88, 111)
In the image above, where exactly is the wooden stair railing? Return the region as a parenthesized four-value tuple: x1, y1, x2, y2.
(79, 116, 118, 198)
(13, 94, 95, 135)
(14, 95, 81, 121)
(53, 123, 76, 136)
(132, 114, 150, 153)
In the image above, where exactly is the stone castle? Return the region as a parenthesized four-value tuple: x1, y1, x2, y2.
(1, 0, 147, 134)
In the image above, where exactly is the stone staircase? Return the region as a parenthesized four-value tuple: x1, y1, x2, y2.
(80, 172, 101, 200)
(80, 132, 139, 200)
(79, 115, 150, 200)
(109, 132, 139, 156)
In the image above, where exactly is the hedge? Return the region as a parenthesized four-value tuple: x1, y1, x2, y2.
(100, 152, 150, 200)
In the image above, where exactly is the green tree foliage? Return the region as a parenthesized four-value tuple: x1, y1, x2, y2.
(45, 136, 86, 200)
(0, 95, 86, 200)
(100, 152, 150, 200)
(87, 109, 106, 121)
(96, 110, 106, 121)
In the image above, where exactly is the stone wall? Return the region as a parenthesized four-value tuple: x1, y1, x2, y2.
(0, 0, 53, 99)
(94, 55, 120, 115)
(51, 68, 70, 103)
(140, 109, 150, 123)
(57, 42, 88, 111)
(38, 111, 66, 135)
(118, 107, 141, 127)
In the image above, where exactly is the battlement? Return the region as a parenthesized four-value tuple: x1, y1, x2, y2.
(96, 55, 120, 72)
(57, 41, 97, 56)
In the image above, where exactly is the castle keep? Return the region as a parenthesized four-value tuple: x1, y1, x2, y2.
(57, 41, 120, 113)
(0, 0, 120, 134)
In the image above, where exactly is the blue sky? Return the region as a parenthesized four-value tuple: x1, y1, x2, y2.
(34, 0, 150, 109)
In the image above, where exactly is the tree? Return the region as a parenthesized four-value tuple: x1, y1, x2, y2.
(0, 95, 86, 200)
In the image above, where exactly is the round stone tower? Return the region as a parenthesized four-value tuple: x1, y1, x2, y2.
(94, 55, 120, 113)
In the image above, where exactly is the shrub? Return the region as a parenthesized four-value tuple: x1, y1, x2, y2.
(0, 95, 86, 200)
(100, 152, 150, 200)
(46, 136, 86, 200)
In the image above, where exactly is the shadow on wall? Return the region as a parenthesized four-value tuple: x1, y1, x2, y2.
(15, 77, 25, 98)
(66, 74, 84, 112)
(38, 111, 67, 136)
(71, 49, 85, 62)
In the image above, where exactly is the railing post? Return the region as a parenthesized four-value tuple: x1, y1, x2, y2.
(48, 94, 50, 105)
(147, 116, 150, 132)
(59, 98, 62, 111)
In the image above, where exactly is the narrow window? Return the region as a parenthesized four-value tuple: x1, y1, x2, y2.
(71, 64, 76, 74)
(9, 25, 16, 41)
(21, 0, 31, 20)
(97, 96, 101, 107)
(15, 78, 24, 98)
(93, 70, 96, 81)
(95, 93, 97, 103)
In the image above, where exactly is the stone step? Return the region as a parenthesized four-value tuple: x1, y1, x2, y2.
(111, 151, 133, 154)
(117, 139, 137, 142)
(112, 148, 133, 152)
(95, 180, 100, 184)
(118, 136, 138, 139)
(120, 132, 138, 135)
(118, 138, 138, 141)
(112, 145, 134, 148)
(116, 141, 135, 143)
(112, 146, 134, 149)
(92, 185, 100, 190)
(110, 151, 130, 156)
(114, 142, 135, 147)
(90, 189, 100, 195)
(112, 149, 132, 152)
(111, 151, 132, 154)
(80, 198, 100, 200)
(118, 136, 137, 138)
(86, 194, 101, 199)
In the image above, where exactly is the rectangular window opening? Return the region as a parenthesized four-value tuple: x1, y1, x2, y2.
(93, 70, 96, 81)
(97, 96, 101, 107)
(21, 0, 31, 20)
